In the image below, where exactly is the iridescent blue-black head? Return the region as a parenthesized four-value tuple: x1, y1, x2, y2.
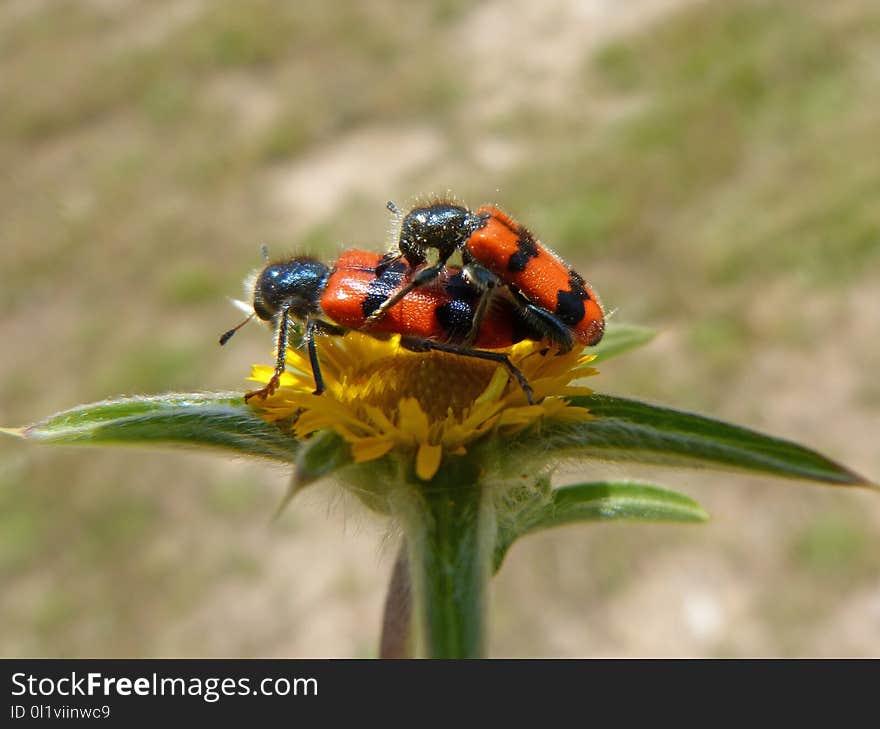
(397, 203, 485, 266)
(252, 257, 330, 321)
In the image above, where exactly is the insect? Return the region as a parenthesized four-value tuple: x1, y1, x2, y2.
(368, 202, 605, 352)
(219, 250, 547, 403)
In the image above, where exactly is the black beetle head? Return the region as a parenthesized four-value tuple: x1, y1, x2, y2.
(252, 257, 329, 321)
(397, 203, 484, 266)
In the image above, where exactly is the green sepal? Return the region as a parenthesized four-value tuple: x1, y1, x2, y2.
(4, 393, 301, 464)
(273, 431, 352, 519)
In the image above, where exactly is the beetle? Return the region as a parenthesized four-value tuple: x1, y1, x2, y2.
(220, 249, 548, 403)
(367, 201, 605, 352)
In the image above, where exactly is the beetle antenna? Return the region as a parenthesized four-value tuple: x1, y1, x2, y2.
(219, 312, 255, 346)
(386, 200, 402, 215)
(260, 244, 270, 262)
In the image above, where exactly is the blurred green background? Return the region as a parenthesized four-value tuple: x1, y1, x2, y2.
(1, 0, 878, 656)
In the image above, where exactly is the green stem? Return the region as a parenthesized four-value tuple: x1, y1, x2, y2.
(403, 459, 494, 658)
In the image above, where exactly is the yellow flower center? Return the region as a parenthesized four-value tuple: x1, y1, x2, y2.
(340, 351, 499, 421)
(248, 332, 598, 481)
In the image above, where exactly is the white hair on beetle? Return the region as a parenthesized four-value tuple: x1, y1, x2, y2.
(229, 295, 255, 317)
(239, 267, 262, 311)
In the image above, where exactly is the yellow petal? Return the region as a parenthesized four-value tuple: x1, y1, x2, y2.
(283, 348, 317, 378)
(509, 340, 541, 359)
(443, 413, 501, 445)
(352, 437, 395, 463)
(295, 407, 377, 439)
(398, 398, 430, 443)
(558, 386, 594, 397)
(459, 400, 504, 429)
(362, 404, 399, 434)
(248, 367, 299, 388)
(247, 400, 302, 420)
(532, 374, 578, 393)
(497, 405, 549, 426)
(249, 365, 274, 381)
(309, 339, 346, 378)
(474, 367, 510, 405)
(546, 406, 593, 423)
(415, 442, 443, 481)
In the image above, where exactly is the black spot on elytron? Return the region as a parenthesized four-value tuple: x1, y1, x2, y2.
(361, 264, 406, 318)
(361, 291, 386, 319)
(567, 269, 590, 300)
(374, 253, 408, 277)
(435, 298, 476, 341)
(507, 231, 540, 273)
(380, 259, 408, 277)
(555, 289, 586, 327)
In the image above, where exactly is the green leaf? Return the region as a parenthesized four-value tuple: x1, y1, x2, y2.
(534, 481, 708, 527)
(541, 394, 872, 487)
(589, 323, 655, 364)
(3, 392, 300, 464)
(494, 480, 708, 570)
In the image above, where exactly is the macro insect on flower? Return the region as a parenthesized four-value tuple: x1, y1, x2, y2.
(219, 247, 582, 404)
(4, 195, 874, 659)
(220, 246, 601, 480)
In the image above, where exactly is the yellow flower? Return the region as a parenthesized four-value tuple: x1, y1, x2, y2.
(247, 333, 598, 481)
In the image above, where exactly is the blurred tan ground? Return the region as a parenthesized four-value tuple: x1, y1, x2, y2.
(1, 0, 878, 657)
